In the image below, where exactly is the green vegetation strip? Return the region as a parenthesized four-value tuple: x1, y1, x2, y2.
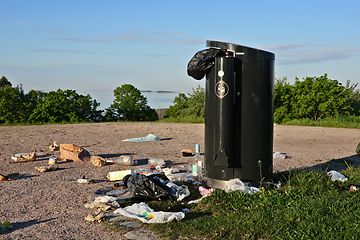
(138, 168, 360, 240)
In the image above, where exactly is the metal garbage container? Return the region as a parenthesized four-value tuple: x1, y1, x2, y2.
(187, 40, 275, 189)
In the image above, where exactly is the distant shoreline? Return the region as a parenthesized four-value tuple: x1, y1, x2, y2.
(141, 90, 177, 93)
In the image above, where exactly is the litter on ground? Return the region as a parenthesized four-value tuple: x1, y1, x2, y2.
(327, 170, 348, 182)
(113, 202, 185, 224)
(122, 134, 161, 142)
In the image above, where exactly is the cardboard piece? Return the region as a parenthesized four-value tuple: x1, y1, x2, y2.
(59, 144, 91, 162)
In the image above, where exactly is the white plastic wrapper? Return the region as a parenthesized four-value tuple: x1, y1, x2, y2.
(224, 178, 260, 194)
(113, 202, 185, 224)
(327, 170, 348, 182)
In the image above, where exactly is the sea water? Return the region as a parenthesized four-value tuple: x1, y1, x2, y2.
(80, 90, 180, 110)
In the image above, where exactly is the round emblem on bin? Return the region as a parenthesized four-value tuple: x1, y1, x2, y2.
(215, 81, 229, 98)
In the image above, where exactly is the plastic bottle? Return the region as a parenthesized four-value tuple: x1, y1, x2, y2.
(192, 144, 203, 181)
(106, 155, 135, 166)
(153, 176, 190, 201)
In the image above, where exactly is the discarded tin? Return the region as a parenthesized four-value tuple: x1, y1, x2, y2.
(48, 158, 57, 164)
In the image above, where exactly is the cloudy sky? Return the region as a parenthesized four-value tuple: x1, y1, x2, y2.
(1, 0, 359, 108)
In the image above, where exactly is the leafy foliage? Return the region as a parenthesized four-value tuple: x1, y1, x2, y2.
(105, 84, 159, 121)
(0, 76, 12, 88)
(28, 89, 103, 123)
(165, 85, 205, 118)
(274, 74, 353, 123)
(0, 86, 24, 124)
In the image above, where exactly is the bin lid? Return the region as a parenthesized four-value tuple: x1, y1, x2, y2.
(206, 40, 275, 61)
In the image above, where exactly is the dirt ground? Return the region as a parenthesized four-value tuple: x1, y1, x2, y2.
(1, 122, 360, 239)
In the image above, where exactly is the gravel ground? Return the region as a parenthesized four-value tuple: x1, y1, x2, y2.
(1, 122, 360, 239)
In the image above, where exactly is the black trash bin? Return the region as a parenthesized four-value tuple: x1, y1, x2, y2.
(188, 40, 275, 189)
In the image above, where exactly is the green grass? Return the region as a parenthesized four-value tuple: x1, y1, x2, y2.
(282, 115, 360, 129)
(137, 167, 360, 240)
(158, 117, 205, 124)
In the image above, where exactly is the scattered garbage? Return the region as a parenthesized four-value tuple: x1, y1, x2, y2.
(35, 165, 57, 173)
(348, 184, 360, 191)
(0, 173, 19, 181)
(94, 195, 118, 204)
(192, 144, 204, 182)
(273, 152, 286, 159)
(166, 172, 188, 182)
(58, 144, 91, 162)
(90, 155, 106, 167)
(85, 212, 106, 222)
(181, 149, 192, 156)
(188, 186, 215, 204)
(107, 170, 134, 182)
(122, 134, 161, 142)
(224, 178, 260, 194)
(10, 151, 37, 163)
(199, 186, 215, 197)
(327, 170, 348, 182)
(14, 151, 46, 158)
(48, 157, 58, 165)
(152, 176, 190, 201)
(0, 220, 13, 232)
(113, 202, 185, 223)
(69, 178, 94, 184)
(49, 141, 59, 151)
(126, 173, 170, 200)
(148, 158, 165, 168)
(106, 155, 134, 166)
(106, 190, 128, 196)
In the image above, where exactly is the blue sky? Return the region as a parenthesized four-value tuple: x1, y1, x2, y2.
(1, 0, 360, 109)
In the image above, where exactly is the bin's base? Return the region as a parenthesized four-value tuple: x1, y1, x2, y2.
(206, 177, 229, 190)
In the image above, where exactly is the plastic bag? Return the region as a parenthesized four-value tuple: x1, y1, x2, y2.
(327, 170, 348, 182)
(187, 48, 226, 80)
(125, 173, 171, 200)
(113, 202, 185, 223)
(224, 178, 260, 195)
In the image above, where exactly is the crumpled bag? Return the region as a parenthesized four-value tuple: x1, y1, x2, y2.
(187, 48, 226, 80)
(125, 173, 170, 200)
(224, 178, 260, 194)
(122, 134, 161, 142)
(58, 144, 91, 162)
(113, 202, 185, 223)
(327, 170, 348, 182)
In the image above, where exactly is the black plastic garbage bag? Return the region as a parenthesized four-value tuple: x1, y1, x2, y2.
(187, 48, 226, 80)
(124, 173, 171, 200)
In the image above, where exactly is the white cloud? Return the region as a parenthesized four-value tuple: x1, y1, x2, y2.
(272, 44, 360, 65)
(54, 32, 203, 46)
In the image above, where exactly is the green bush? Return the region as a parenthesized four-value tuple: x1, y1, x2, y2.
(274, 74, 354, 124)
(165, 85, 205, 119)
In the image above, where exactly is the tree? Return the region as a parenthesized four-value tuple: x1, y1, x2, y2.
(344, 79, 360, 115)
(0, 86, 24, 124)
(164, 93, 188, 118)
(0, 76, 12, 88)
(106, 84, 159, 121)
(165, 85, 205, 118)
(28, 89, 103, 123)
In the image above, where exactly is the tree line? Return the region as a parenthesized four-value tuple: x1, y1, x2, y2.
(0, 76, 158, 124)
(165, 73, 360, 124)
(2, 73, 360, 125)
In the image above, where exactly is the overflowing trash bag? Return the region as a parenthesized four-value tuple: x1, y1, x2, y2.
(187, 48, 226, 80)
